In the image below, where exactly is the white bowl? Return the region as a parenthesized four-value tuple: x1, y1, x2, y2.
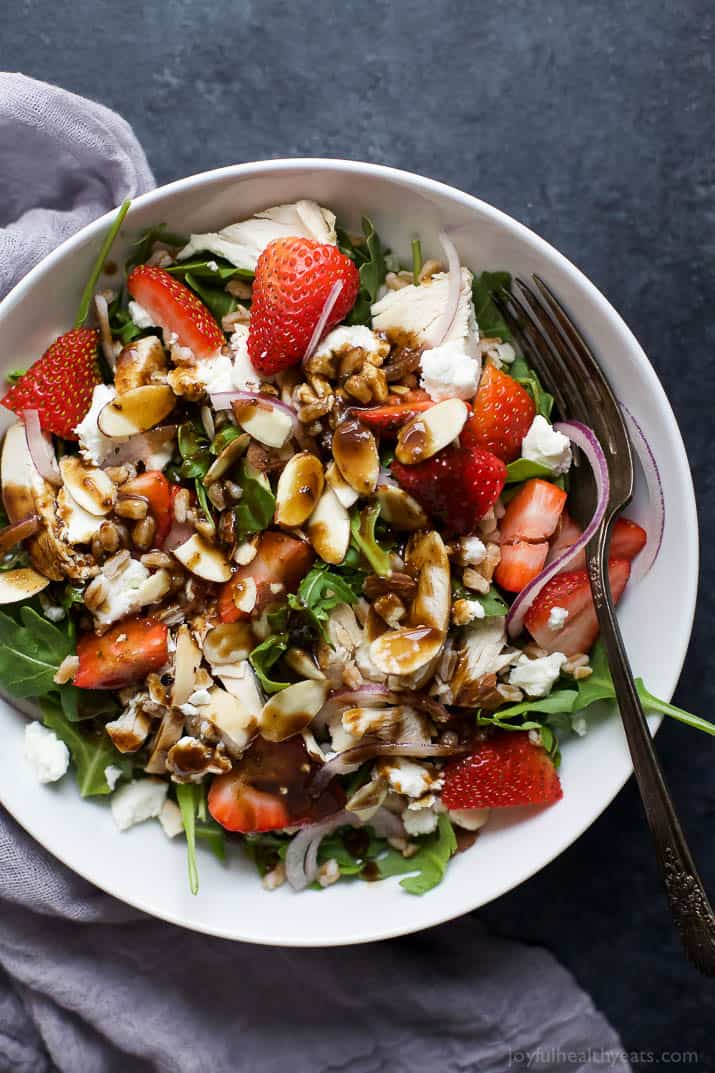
(0, 160, 698, 946)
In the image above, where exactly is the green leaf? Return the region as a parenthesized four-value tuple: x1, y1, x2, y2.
(176, 782, 201, 895)
(471, 270, 512, 340)
(6, 368, 25, 385)
(177, 420, 210, 480)
(196, 822, 226, 861)
(411, 237, 423, 283)
(194, 479, 215, 531)
(234, 461, 276, 538)
(210, 425, 244, 456)
(75, 199, 131, 328)
(342, 217, 387, 326)
(484, 688, 580, 722)
(184, 271, 236, 322)
(286, 561, 362, 639)
(476, 586, 509, 618)
(107, 300, 147, 346)
(0, 606, 73, 698)
(510, 355, 554, 420)
(166, 257, 253, 283)
(126, 224, 189, 272)
(505, 458, 554, 484)
(41, 699, 132, 796)
(249, 633, 290, 693)
(349, 504, 391, 576)
(376, 814, 457, 895)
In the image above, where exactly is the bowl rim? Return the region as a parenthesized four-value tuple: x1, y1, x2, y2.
(0, 158, 699, 945)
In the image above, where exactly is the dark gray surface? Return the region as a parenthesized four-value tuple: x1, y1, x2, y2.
(2, 0, 714, 1063)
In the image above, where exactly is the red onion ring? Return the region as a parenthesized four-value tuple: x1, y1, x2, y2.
(104, 425, 178, 465)
(21, 410, 61, 486)
(302, 279, 344, 365)
(432, 232, 462, 346)
(506, 420, 610, 639)
(285, 807, 358, 891)
(310, 740, 471, 795)
(313, 685, 396, 731)
(620, 403, 664, 581)
(0, 514, 40, 554)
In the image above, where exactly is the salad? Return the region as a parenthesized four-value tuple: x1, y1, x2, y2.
(0, 198, 710, 897)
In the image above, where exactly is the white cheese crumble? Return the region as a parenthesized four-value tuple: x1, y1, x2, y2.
(521, 415, 572, 475)
(229, 324, 264, 391)
(312, 324, 388, 363)
(448, 807, 490, 831)
(193, 354, 235, 394)
(159, 798, 184, 838)
(572, 715, 588, 737)
(548, 606, 569, 631)
(110, 779, 168, 832)
(92, 556, 161, 627)
(24, 721, 69, 784)
(509, 651, 566, 698)
(127, 301, 156, 330)
(460, 536, 487, 565)
(402, 806, 439, 836)
(74, 383, 119, 465)
(104, 764, 123, 791)
(375, 758, 438, 798)
(420, 341, 480, 402)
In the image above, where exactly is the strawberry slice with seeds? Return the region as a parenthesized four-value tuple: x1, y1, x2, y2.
(1, 327, 101, 439)
(218, 530, 314, 623)
(357, 393, 434, 433)
(391, 444, 507, 536)
(546, 511, 647, 570)
(74, 616, 169, 690)
(248, 237, 360, 375)
(442, 731, 563, 809)
(461, 364, 536, 462)
(495, 540, 549, 593)
(495, 478, 568, 592)
(524, 557, 631, 655)
(127, 265, 224, 360)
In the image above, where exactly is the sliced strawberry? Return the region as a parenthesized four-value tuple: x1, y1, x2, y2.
(391, 444, 506, 536)
(442, 731, 562, 809)
(208, 738, 343, 833)
(121, 470, 172, 547)
(74, 616, 168, 690)
(357, 396, 434, 433)
(248, 237, 360, 375)
(461, 364, 536, 462)
(546, 512, 647, 570)
(500, 479, 568, 543)
(127, 265, 224, 360)
(1, 327, 101, 439)
(217, 530, 314, 623)
(524, 557, 631, 655)
(494, 540, 549, 593)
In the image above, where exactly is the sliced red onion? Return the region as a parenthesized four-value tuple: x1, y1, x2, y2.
(620, 403, 664, 581)
(284, 807, 358, 891)
(21, 410, 61, 486)
(310, 740, 471, 795)
(0, 514, 40, 554)
(163, 518, 195, 553)
(302, 279, 344, 365)
(312, 685, 396, 731)
(104, 425, 177, 465)
(431, 232, 462, 346)
(506, 420, 610, 639)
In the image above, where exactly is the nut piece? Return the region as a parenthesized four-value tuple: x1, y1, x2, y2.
(171, 624, 202, 707)
(332, 416, 379, 495)
(203, 432, 249, 486)
(260, 679, 329, 742)
(59, 455, 117, 516)
(172, 534, 232, 582)
(98, 385, 176, 437)
(114, 336, 167, 393)
(232, 398, 293, 449)
(0, 567, 50, 604)
(306, 487, 350, 565)
(274, 452, 325, 527)
(325, 460, 359, 509)
(376, 483, 428, 530)
(395, 398, 468, 464)
(201, 686, 258, 756)
(203, 622, 254, 666)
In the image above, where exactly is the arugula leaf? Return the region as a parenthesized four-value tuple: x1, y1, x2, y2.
(176, 782, 200, 895)
(484, 689, 580, 723)
(349, 504, 391, 576)
(476, 587, 509, 617)
(510, 355, 554, 420)
(126, 224, 188, 272)
(74, 199, 131, 328)
(376, 814, 457, 895)
(195, 822, 226, 861)
(6, 368, 25, 385)
(177, 420, 210, 479)
(234, 461, 276, 538)
(59, 685, 119, 723)
(107, 298, 147, 346)
(0, 606, 72, 698)
(210, 425, 244, 456)
(249, 633, 290, 693)
(41, 700, 132, 796)
(287, 562, 361, 638)
(184, 271, 236, 322)
(472, 270, 512, 341)
(505, 458, 554, 484)
(166, 257, 253, 284)
(340, 217, 387, 325)
(411, 237, 423, 283)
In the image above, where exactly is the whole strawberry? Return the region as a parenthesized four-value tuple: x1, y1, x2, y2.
(1, 327, 101, 439)
(248, 237, 360, 375)
(391, 443, 507, 535)
(461, 364, 535, 462)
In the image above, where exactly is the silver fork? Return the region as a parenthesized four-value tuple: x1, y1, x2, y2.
(493, 276, 715, 975)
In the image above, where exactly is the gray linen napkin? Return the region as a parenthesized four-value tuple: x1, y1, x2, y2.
(0, 72, 631, 1073)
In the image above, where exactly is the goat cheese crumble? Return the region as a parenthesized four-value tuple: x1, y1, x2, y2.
(420, 342, 481, 402)
(521, 415, 572, 475)
(509, 652, 567, 698)
(24, 722, 70, 784)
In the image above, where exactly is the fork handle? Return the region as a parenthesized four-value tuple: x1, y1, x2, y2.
(588, 526, 715, 975)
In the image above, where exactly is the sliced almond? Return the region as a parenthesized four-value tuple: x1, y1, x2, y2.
(230, 574, 257, 613)
(114, 336, 167, 394)
(332, 416, 379, 495)
(377, 483, 428, 530)
(172, 533, 232, 582)
(0, 567, 50, 604)
(1, 422, 48, 522)
(306, 486, 350, 565)
(260, 679, 329, 742)
(171, 624, 202, 707)
(274, 452, 324, 527)
(59, 455, 116, 516)
(369, 625, 445, 676)
(325, 460, 359, 508)
(232, 398, 293, 448)
(219, 661, 263, 720)
(203, 431, 249, 485)
(202, 685, 258, 756)
(285, 647, 326, 681)
(203, 622, 254, 666)
(135, 568, 172, 607)
(406, 530, 450, 634)
(98, 385, 176, 437)
(395, 398, 468, 464)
